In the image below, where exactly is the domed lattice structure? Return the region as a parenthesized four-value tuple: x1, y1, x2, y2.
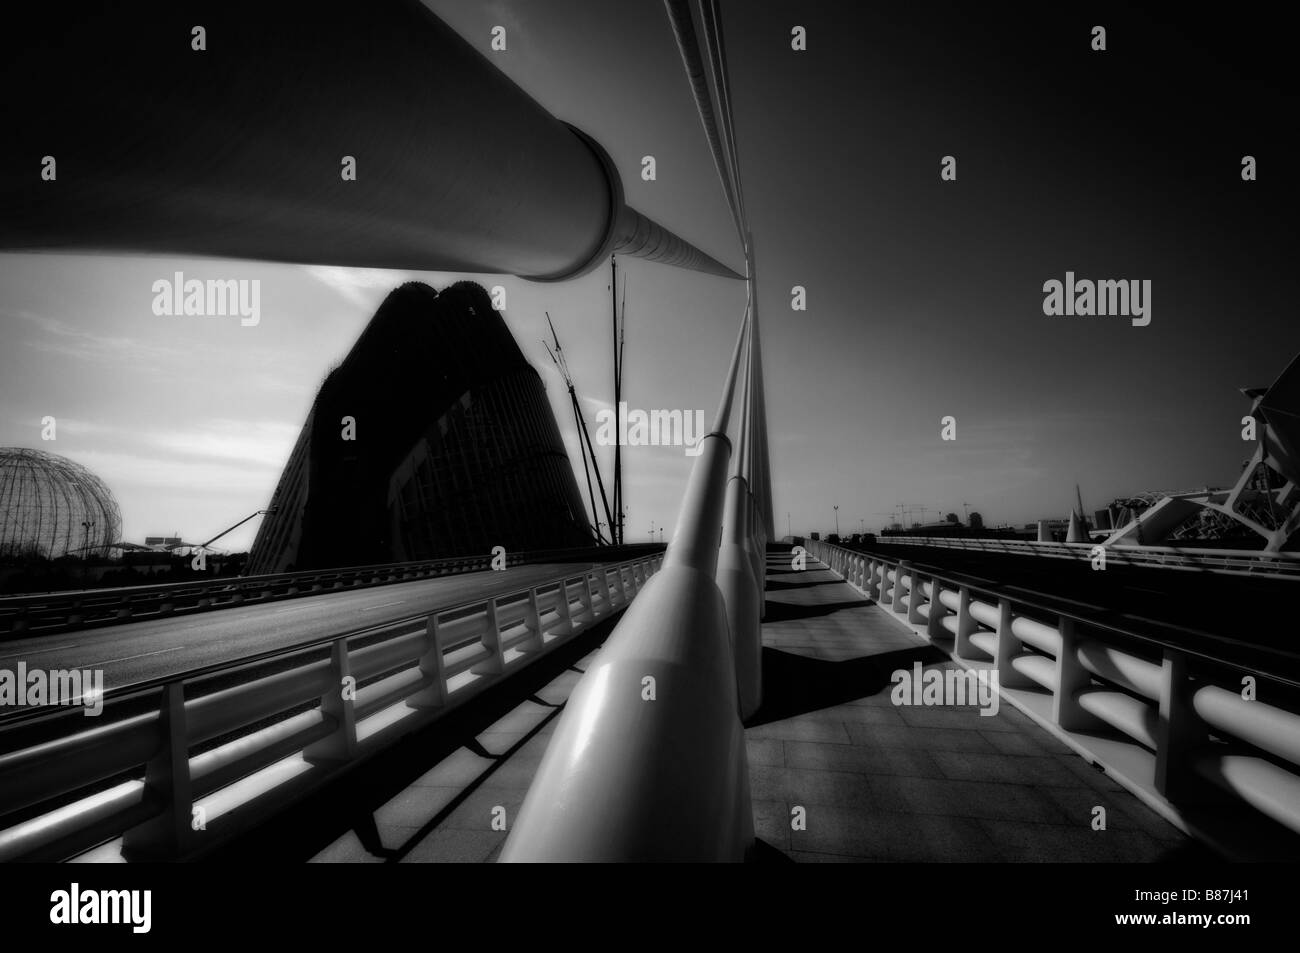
(0, 448, 122, 559)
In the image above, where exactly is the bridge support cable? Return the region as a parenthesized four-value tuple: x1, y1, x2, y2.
(745, 234, 776, 540)
(500, 307, 755, 862)
(701, 0, 775, 650)
(664, 0, 745, 248)
(720, 303, 764, 719)
(671, 0, 773, 541)
(699, 0, 752, 242)
(501, 0, 767, 861)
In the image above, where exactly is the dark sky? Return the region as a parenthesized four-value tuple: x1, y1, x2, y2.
(0, 1, 1294, 546)
(434, 0, 1297, 532)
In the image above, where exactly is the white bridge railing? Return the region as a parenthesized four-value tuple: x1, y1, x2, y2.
(874, 534, 1300, 578)
(808, 540, 1300, 855)
(0, 555, 661, 862)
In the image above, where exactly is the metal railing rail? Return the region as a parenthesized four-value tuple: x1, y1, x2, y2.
(873, 535, 1300, 578)
(808, 540, 1300, 848)
(0, 544, 664, 638)
(0, 555, 662, 862)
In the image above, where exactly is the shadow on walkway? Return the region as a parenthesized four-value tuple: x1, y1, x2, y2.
(748, 643, 948, 727)
(762, 598, 875, 622)
(750, 838, 796, 864)
(765, 578, 842, 592)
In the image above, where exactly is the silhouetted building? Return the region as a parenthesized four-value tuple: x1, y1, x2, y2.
(247, 281, 590, 574)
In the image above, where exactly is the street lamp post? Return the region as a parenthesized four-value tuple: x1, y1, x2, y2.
(833, 505, 839, 537)
(80, 520, 94, 584)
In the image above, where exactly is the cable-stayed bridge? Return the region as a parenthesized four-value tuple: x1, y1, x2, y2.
(1, 0, 1297, 864)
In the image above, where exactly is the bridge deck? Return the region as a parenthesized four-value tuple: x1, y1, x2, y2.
(309, 554, 1199, 862)
(1, 562, 608, 701)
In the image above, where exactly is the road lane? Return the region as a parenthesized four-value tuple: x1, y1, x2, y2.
(0, 562, 602, 692)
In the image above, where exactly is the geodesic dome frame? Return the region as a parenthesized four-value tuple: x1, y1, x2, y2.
(0, 448, 122, 559)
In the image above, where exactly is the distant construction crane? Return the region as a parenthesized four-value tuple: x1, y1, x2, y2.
(898, 502, 931, 527)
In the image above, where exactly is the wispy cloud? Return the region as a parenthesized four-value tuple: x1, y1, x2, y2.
(140, 418, 301, 469)
(302, 266, 416, 309)
(8, 307, 185, 369)
(66, 449, 276, 495)
(43, 417, 125, 438)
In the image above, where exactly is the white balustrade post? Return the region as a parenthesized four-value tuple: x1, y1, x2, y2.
(952, 586, 976, 657)
(926, 579, 947, 639)
(579, 571, 596, 623)
(907, 573, 927, 625)
(410, 614, 448, 709)
(879, 562, 894, 606)
(598, 568, 614, 615)
(1052, 617, 1101, 730)
(616, 564, 630, 606)
(122, 681, 195, 860)
(554, 578, 575, 636)
(474, 598, 506, 675)
(993, 598, 1034, 688)
(893, 561, 911, 616)
(1154, 649, 1208, 802)
(525, 587, 545, 652)
(305, 638, 359, 764)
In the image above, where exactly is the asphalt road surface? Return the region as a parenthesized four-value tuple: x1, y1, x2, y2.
(0, 562, 603, 693)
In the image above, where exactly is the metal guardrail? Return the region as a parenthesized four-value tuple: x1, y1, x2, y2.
(808, 540, 1300, 849)
(874, 535, 1300, 578)
(0, 554, 662, 862)
(0, 545, 663, 638)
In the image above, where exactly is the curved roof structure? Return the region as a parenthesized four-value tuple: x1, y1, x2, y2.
(0, 448, 122, 559)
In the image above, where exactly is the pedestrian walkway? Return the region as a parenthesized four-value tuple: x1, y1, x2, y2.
(748, 552, 1200, 861)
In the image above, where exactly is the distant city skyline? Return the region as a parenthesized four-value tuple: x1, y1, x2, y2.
(0, 1, 1294, 553)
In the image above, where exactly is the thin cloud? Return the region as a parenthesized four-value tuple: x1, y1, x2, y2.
(302, 266, 418, 309)
(9, 308, 185, 368)
(66, 449, 276, 494)
(141, 418, 302, 469)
